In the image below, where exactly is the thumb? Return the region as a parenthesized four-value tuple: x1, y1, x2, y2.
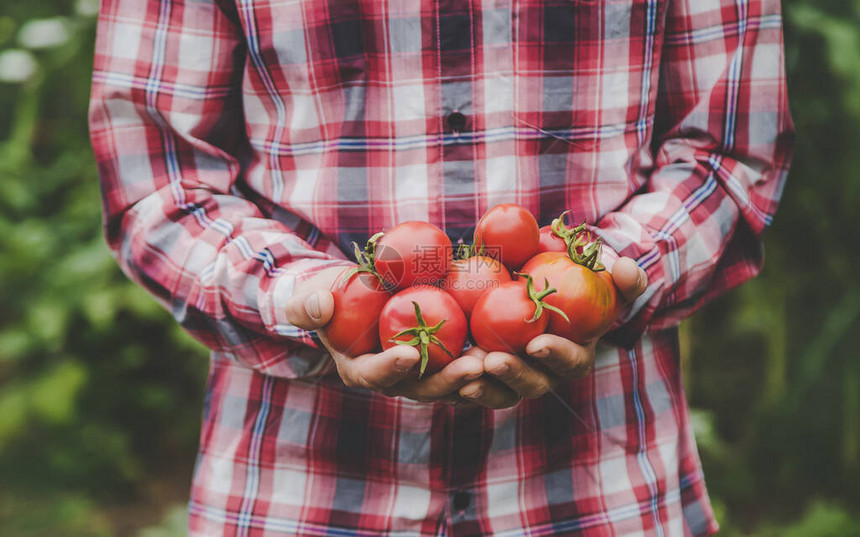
(285, 289, 335, 330)
(611, 257, 648, 303)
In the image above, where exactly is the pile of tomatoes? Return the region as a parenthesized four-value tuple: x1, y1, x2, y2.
(325, 204, 620, 377)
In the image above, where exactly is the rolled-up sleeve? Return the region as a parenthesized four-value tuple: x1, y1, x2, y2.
(89, 0, 351, 377)
(596, 0, 795, 347)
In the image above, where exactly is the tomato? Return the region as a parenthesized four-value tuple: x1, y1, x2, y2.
(374, 222, 452, 290)
(440, 255, 512, 317)
(326, 267, 392, 356)
(379, 285, 468, 376)
(537, 225, 566, 253)
(470, 274, 566, 354)
(521, 252, 619, 343)
(473, 204, 540, 270)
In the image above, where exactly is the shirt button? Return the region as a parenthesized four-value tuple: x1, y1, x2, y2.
(446, 111, 467, 132)
(452, 490, 471, 511)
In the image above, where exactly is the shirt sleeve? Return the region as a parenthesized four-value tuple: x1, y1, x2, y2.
(595, 0, 795, 348)
(89, 0, 352, 378)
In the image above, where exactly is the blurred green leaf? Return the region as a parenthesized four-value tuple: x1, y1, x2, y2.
(29, 360, 86, 423)
(0, 16, 16, 46)
(753, 501, 860, 537)
(0, 384, 28, 448)
(0, 327, 32, 363)
(0, 492, 112, 537)
(137, 504, 188, 537)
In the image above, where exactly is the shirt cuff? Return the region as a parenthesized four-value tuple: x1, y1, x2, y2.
(258, 257, 355, 349)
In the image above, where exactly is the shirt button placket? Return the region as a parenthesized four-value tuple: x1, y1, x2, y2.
(446, 110, 467, 133)
(447, 488, 475, 536)
(452, 490, 471, 511)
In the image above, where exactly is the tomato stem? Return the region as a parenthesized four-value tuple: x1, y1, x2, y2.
(456, 234, 486, 260)
(341, 232, 388, 288)
(389, 301, 455, 378)
(550, 211, 606, 272)
(516, 273, 571, 324)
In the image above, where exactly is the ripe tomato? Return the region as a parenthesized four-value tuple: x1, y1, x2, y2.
(537, 225, 566, 253)
(440, 255, 512, 317)
(521, 252, 619, 343)
(326, 267, 392, 356)
(473, 204, 540, 270)
(470, 274, 567, 354)
(374, 222, 452, 290)
(379, 285, 468, 376)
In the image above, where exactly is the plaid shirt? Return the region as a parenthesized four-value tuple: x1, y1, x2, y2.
(89, 0, 793, 535)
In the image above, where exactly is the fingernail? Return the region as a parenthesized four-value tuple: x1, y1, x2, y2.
(462, 366, 483, 381)
(395, 356, 417, 372)
(490, 363, 509, 376)
(531, 347, 549, 358)
(464, 386, 483, 399)
(305, 292, 321, 320)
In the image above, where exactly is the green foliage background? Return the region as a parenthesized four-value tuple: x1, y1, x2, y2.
(0, 1, 858, 535)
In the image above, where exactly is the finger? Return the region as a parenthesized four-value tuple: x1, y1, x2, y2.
(525, 334, 596, 380)
(285, 289, 335, 330)
(611, 257, 648, 303)
(481, 351, 555, 399)
(338, 345, 421, 391)
(439, 395, 481, 408)
(459, 377, 522, 408)
(390, 355, 484, 401)
(461, 345, 488, 360)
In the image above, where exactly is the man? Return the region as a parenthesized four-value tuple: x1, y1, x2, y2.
(89, 0, 793, 535)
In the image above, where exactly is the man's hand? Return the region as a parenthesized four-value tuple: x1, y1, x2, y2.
(284, 268, 514, 406)
(283, 257, 645, 408)
(479, 257, 648, 401)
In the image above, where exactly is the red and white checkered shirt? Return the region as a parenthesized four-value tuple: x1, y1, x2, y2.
(89, 0, 793, 535)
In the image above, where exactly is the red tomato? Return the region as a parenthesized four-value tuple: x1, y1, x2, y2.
(326, 267, 392, 356)
(521, 252, 619, 343)
(375, 222, 452, 290)
(470, 276, 563, 354)
(473, 204, 540, 270)
(537, 225, 566, 253)
(379, 285, 468, 376)
(440, 255, 512, 318)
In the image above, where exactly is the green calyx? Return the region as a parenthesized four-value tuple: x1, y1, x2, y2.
(574, 238, 605, 272)
(551, 211, 606, 272)
(340, 232, 387, 288)
(516, 272, 571, 324)
(389, 301, 454, 378)
(456, 233, 486, 260)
